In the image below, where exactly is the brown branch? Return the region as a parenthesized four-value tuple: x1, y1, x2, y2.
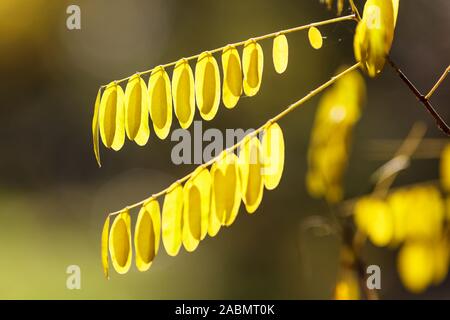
(387, 57, 450, 136)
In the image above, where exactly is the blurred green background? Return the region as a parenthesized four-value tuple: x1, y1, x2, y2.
(0, 0, 448, 299)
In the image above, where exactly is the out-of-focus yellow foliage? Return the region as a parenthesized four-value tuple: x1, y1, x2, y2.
(354, 184, 449, 293)
(334, 270, 361, 300)
(440, 143, 450, 192)
(354, 197, 393, 247)
(334, 247, 360, 300)
(354, 0, 399, 77)
(320, 0, 346, 15)
(397, 238, 449, 294)
(306, 67, 366, 203)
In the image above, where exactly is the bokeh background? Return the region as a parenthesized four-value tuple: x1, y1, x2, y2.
(0, 0, 448, 299)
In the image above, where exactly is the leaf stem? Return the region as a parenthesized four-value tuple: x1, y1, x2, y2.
(108, 62, 361, 216)
(101, 14, 356, 88)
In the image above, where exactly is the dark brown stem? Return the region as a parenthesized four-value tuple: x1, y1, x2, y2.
(387, 56, 450, 136)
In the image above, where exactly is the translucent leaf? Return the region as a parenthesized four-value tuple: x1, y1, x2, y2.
(172, 59, 195, 129)
(242, 40, 264, 97)
(149, 66, 173, 139)
(392, 0, 399, 26)
(182, 180, 199, 252)
(211, 152, 241, 229)
(195, 52, 221, 120)
(109, 210, 132, 274)
(183, 168, 211, 244)
(272, 34, 289, 74)
(99, 82, 125, 151)
(308, 27, 323, 50)
(101, 215, 110, 279)
(134, 200, 161, 272)
(92, 89, 102, 167)
(162, 183, 184, 256)
(124, 74, 150, 146)
(221, 45, 242, 109)
(239, 137, 264, 214)
(262, 122, 285, 190)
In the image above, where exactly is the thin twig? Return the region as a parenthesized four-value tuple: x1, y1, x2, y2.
(387, 57, 450, 136)
(100, 14, 356, 89)
(425, 65, 450, 100)
(371, 122, 427, 198)
(108, 62, 361, 216)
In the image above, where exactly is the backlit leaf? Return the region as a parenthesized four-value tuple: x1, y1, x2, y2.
(211, 152, 241, 229)
(195, 52, 221, 120)
(183, 168, 211, 244)
(92, 89, 102, 167)
(134, 199, 161, 272)
(308, 27, 323, 50)
(243, 39, 264, 96)
(172, 59, 195, 129)
(149, 66, 173, 139)
(239, 136, 264, 214)
(221, 45, 243, 109)
(124, 74, 150, 146)
(272, 34, 289, 74)
(99, 82, 125, 151)
(162, 183, 184, 256)
(109, 210, 132, 274)
(101, 215, 110, 279)
(262, 122, 285, 190)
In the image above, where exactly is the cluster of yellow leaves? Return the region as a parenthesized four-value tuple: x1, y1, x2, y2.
(92, 35, 294, 167)
(353, 145, 450, 293)
(321, 0, 346, 16)
(306, 67, 366, 203)
(354, 0, 399, 77)
(334, 247, 361, 300)
(101, 123, 285, 277)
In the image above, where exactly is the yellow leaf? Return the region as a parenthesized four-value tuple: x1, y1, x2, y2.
(124, 74, 150, 146)
(99, 82, 125, 151)
(149, 66, 173, 139)
(92, 89, 102, 167)
(101, 215, 110, 279)
(242, 39, 264, 97)
(183, 168, 211, 244)
(262, 122, 285, 190)
(172, 59, 195, 129)
(162, 183, 184, 256)
(392, 0, 399, 27)
(308, 27, 323, 50)
(195, 52, 221, 120)
(239, 136, 264, 214)
(221, 45, 242, 109)
(109, 210, 132, 274)
(182, 179, 200, 252)
(211, 152, 241, 228)
(272, 34, 289, 74)
(134, 199, 161, 272)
